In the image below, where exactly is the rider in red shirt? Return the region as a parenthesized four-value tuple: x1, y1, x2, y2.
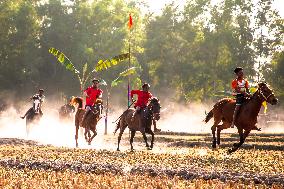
(231, 67, 250, 128)
(82, 78, 103, 123)
(131, 83, 160, 132)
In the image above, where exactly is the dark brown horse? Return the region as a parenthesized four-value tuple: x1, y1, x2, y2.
(58, 103, 75, 121)
(205, 82, 278, 153)
(26, 98, 42, 136)
(114, 97, 161, 151)
(72, 97, 101, 147)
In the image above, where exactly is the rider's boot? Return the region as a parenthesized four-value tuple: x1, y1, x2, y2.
(82, 110, 90, 131)
(231, 105, 240, 128)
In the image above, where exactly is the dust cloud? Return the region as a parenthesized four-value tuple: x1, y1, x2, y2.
(0, 101, 283, 149)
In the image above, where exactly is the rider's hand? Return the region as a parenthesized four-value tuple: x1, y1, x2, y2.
(131, 98, 135, 102)
(245, 93, 251, 97)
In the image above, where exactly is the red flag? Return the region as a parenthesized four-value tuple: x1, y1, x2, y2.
(128, 14, 133, 29)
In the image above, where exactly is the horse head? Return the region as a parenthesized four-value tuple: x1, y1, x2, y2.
(257, 82, 278, 105)
(148, 97, 161, 120)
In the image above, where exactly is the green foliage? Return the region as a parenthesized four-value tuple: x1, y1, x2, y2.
(0, 0, 283, 105)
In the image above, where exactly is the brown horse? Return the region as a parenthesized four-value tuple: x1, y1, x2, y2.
(72, 97, 101, 147)
(205, 82, 278, 153)
(114, 97, 161, 151)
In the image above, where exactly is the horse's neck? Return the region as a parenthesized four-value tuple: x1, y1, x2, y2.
(144, 107, 152, 118)
(246, 93, 263, 117)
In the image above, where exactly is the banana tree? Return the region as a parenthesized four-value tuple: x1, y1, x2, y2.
(48, 47, 129, 94)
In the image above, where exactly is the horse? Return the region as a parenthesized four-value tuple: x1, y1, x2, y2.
(114, 97, 161, 151)
(204, 82, 278, 153)
(26, 98, 42, 135)
(72, 97, 101, 147)
(58, 103, 75, 121)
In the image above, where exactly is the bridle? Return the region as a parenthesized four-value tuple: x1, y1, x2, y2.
(257, 86, 274, 101)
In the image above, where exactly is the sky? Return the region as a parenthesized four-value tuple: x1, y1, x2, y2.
(140, 0, 284, 18)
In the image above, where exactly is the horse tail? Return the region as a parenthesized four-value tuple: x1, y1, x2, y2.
(72, 97, 83, 109)
(204, 110, 213, 123)
(113, 110, 129, 135)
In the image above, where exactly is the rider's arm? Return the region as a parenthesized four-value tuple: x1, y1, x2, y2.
(96, 89, 103, 99)
(130, 90, 139, 98)
(130, 90, 139, 102)
(245, 80, 250, 95)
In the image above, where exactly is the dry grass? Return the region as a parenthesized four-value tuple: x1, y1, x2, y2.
(0, 133, 283, 188)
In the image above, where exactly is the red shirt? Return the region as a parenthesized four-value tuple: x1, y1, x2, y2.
(131, 90, 152, 108)
(84, 87, 103, 106)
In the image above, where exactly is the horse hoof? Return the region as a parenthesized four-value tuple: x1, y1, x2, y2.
(212, 144, 217, 149)
(147, 147, 152, 150)
(116, 148, 120, 151)
(233, 143, 239, 147)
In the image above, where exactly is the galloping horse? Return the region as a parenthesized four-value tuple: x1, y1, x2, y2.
(26, 98, 42, 135)
(115, 97, 161, 151)
(72, 97, 101, 147)
(205, 82, 278, 153)
(58, 103, 75, 121)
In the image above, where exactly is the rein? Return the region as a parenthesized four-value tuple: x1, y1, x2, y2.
(256, 87, 274, 102)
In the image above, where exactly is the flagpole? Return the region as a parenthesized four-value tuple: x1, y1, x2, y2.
(127, 13, 132, 108)
(128, 36, 131, 107)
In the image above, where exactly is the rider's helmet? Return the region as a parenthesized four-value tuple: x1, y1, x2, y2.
(38, 89, 44, 92)
(142, 83, 150, 89)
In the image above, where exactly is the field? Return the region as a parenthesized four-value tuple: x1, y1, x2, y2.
(0, 130, 284, 188)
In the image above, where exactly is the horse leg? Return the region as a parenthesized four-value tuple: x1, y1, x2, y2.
(217, 122, 230, 145)
(117, 125, 127, 151)
(237, 129, 250, 147)
(216, 127, 221, 146)
(75, 124, 79, 147)
(142, 131, 150, 149)
(146, 129, 155, 149)
(88, 128, 97, 145)
(211, 115, 221, 148)
(130, 130, 136, 151)
(211, 125, 217, 148)
(228, 128, 244, 153)
(84, 126, 91, 142)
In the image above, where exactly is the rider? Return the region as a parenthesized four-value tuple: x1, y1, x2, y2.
(82, 78, 103, 123)
(131, 83, 160, 132)
(21, 89, 45, 119)
(59, 96, 75, 118)
(231, 67, 250, 128)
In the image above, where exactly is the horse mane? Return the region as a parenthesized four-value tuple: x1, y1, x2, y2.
(150, 97, 160, 104)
